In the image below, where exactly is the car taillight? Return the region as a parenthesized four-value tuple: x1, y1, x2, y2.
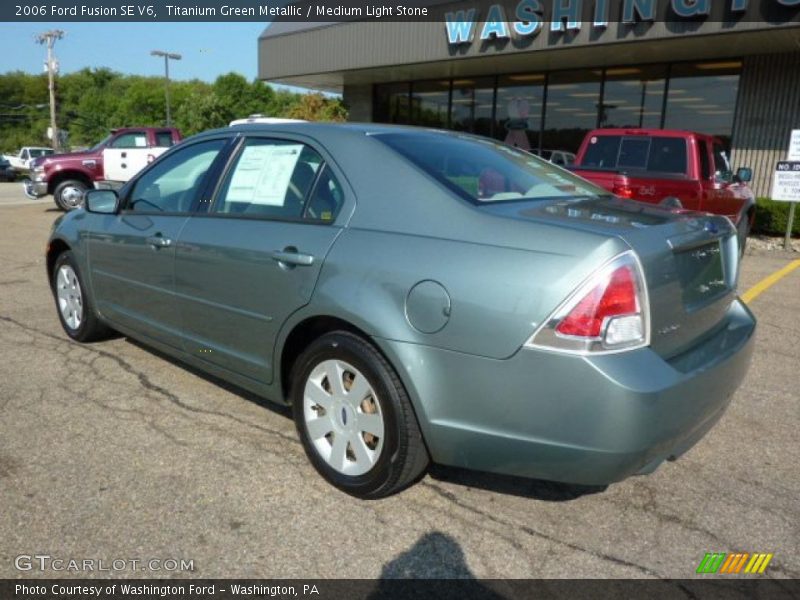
(526, 251, 650, 354)
(612, 182, 634, 199)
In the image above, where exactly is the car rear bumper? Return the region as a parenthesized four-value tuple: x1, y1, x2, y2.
(376, 299, 756, 485)
(23, 178, 47, 199)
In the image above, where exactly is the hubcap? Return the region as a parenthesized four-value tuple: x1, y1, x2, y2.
(61, 185, 85, 208)
(56, 265, 83, 330)
(303, 359, 385, 477)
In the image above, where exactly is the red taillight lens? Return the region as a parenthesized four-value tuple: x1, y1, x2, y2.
(556, 265, 638, 338)
(526, 251, 649, 353)
(613, 183, 634, 199)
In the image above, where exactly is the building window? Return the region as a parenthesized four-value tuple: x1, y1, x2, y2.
(374, 82, 410, 124)
(495, 74, 545, 152)
(542, 69, 602, 154)
(663, 61, 741, 147)
(600, 65, 667, 129)
(373, 59, 742, 153)
(450, 77, 495, 138)
(411, 80, 450, 128)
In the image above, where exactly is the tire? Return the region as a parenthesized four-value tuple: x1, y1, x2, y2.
(54, 179, 88, 211)
(291, 331, 429, 498)
(737, 213, 751, 258)
(659, 196, 683, 209)
(51, 251, 113, 343)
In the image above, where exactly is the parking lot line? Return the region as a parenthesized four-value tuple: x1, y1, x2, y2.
(741, 258, 800, 304)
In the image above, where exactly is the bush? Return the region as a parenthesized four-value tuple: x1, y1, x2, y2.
(751, 197, 800, 238)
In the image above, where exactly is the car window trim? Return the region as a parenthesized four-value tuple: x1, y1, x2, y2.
(206, 135, 334, 225)
(119, 137, 231, 216)
(192, 136, 242, 214)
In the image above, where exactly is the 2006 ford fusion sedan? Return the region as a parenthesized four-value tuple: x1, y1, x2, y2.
(47, 123, 756, 498)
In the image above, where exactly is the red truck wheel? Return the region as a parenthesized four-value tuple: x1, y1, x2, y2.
(54, 180, 88, 211)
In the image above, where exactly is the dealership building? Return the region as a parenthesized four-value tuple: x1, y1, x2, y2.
(259, 1, 800, 197)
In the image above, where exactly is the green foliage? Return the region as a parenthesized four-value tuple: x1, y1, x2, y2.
(0, 69, 347, 152)
(752, 197, 800, 237)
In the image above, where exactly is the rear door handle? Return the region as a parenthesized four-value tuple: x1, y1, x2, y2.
(271, 249, 314, 267)
(146, 235, 172, 249)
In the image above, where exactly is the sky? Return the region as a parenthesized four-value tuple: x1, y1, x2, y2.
(0, 23, 272, 82)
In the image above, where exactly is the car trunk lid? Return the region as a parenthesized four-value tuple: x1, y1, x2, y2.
(483, 196, 739, 358)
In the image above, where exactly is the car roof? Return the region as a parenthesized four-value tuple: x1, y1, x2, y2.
(196, 121, 472, 145)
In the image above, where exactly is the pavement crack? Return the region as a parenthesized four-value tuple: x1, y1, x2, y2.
(419, 480, 690, 584)
(0, 314, 300, 448)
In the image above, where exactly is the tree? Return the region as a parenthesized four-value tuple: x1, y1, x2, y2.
(0, 69, 348, 152)
(287, 93, 347, 122)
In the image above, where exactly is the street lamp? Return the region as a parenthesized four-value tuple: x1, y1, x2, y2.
(150, 50, 182, 126)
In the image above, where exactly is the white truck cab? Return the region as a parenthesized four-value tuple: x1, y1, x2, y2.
(4, 147, 54, 171)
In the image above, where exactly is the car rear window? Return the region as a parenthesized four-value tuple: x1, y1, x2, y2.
(376, 132, 604, 204)
(582, 135, 688, 174)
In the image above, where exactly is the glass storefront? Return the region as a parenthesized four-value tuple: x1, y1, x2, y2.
(495, 74, 544, 152)
(450, 77, 494, 138)
(374, 60, 741, 155)
(542, 69, 603, 156)
(663, 61, 741, 147)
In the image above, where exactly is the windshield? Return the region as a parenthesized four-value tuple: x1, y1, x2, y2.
(29, 149, 54, 158)
(377, 132, 605, 203)
(87, 135, 113, 153)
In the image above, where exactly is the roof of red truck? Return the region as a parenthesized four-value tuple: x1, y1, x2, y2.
(586, 128, 717, 140)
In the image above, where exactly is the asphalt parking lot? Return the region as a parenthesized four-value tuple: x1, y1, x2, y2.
(0, 180, 798, 580)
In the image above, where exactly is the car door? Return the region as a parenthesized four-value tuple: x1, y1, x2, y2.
(103, 130, 150, 182)
(173, 136, 348, 383)
(87, 138, 228, 348)
(707, 141, 748, 220)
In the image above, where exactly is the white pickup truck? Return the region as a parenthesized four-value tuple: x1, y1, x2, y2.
(24, 127, 182, 210)
(3, 147, 54, 172)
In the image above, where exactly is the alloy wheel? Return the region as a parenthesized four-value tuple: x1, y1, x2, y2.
(303, 359, 385, 476)
(56, 264, 83, 330)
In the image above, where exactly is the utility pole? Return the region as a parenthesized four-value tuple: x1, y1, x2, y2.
(150, 50, 182, 126)
(36, 29, 64, 151)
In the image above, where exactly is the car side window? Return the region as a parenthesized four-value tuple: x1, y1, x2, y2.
(126, 139, 226, 213)
(213, 139, 323, 220)
(111, 132, 148, 149)
(155, 131, 175, 147)
(713, 143, 733, 183)
(304, 165, 345, 222)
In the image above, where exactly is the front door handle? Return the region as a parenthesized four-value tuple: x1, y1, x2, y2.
(146, 235, 172, 249)
(271, 248, 314, 267)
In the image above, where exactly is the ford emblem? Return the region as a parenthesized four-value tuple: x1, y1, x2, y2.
(704, 221, 719, 235)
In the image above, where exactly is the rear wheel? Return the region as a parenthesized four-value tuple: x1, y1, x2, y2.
(291, 331, 429, 498)
(51, 251, 113, 342)
(659, 196, 683, 209)
(54, 179, 88, 211)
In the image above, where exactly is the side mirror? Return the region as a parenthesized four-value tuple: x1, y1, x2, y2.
(84, 189, 119, 214)
(736, 167, 753, 183)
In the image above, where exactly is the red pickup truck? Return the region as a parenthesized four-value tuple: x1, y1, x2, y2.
(24, 127, 182, 211)
(570, 129, 755, 251)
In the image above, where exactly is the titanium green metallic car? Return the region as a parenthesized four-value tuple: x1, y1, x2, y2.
(47, 124, 756, 498)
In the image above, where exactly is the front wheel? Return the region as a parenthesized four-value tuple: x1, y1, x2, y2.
(54, 179, 88, 211)
(51, 251, 113, 342)
(291, 331, 429, 498)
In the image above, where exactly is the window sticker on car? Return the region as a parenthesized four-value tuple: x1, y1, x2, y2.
(227, 143, 303, 206)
